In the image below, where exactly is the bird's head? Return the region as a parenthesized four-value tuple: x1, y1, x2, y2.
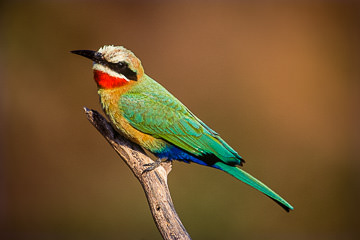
(71, 45, 144, 89)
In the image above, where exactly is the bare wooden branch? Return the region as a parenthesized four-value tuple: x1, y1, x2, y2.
(84, 107, 191, 240)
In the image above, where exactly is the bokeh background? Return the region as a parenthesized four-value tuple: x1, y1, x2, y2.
(1, 0, 359, 239)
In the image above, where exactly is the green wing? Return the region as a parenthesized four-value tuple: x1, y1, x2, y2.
(120, 78, 243, 166)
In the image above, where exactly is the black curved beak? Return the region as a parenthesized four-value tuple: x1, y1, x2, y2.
(71, 50, 104, 64)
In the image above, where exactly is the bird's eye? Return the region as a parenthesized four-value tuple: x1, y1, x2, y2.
(118, 61, 125, 68)
(108, 61, 137, 81)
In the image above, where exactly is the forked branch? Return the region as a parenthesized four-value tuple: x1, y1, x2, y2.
(84, 107, 191, 240)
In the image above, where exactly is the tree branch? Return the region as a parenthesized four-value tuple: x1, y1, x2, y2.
(84, 107, 191, 240)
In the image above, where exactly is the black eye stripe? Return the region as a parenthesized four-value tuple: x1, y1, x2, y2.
(107, 61, 138, 81)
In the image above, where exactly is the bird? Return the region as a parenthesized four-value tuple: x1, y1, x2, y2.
(71, 45, 293, 211)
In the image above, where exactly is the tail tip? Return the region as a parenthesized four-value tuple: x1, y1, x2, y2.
(281, 202, 294, 212)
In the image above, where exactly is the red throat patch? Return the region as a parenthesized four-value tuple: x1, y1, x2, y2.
(93, 70, 129, 89)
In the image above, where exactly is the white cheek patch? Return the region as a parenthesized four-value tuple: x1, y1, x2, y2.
(92, 63, 130, 82)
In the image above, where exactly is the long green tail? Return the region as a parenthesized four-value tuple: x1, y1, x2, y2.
(214, 162, 293, 211)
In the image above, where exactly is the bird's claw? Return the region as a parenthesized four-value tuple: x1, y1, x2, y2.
(142, 158, 168, 174)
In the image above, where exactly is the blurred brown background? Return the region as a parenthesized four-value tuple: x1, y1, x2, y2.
(1, 0, 359, 239)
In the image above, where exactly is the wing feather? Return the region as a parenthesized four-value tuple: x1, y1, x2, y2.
(120, 83, 243, 165)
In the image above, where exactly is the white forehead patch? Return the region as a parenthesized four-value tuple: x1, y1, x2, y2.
(97, 45, 129, 64)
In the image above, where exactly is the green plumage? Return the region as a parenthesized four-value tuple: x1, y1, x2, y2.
(120, 76, 242, 164)
(214, 162, 293, 211)
(120, 75, 293, 211)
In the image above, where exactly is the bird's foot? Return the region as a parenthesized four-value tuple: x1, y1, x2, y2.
(142, 158, 168, 174)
